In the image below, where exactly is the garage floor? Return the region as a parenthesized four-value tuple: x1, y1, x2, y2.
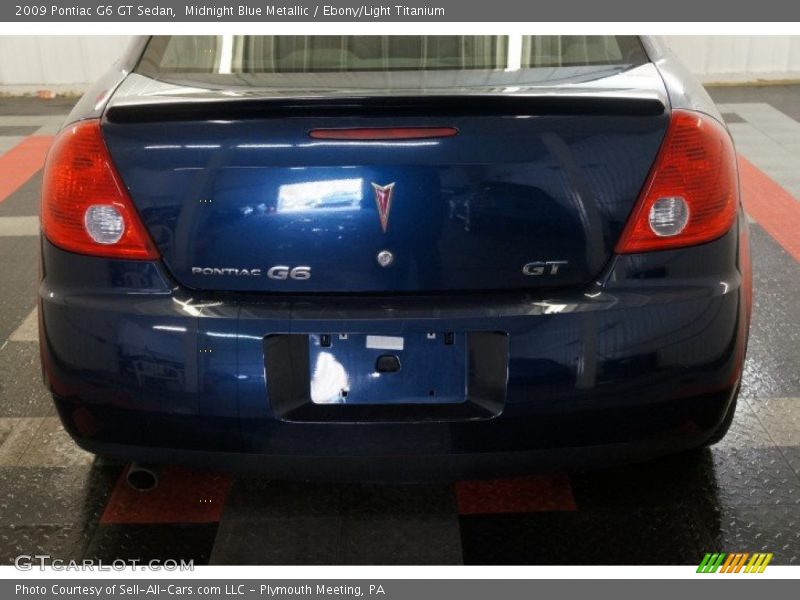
(0, 87, 798, 566)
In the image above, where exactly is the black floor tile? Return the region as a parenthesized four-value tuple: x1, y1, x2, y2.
(572, 446, 800, 513)
(0, 126, 39, 137)
(0, 172, 42, 217)
(0, 97, 76, 116)
(215, 479, 461, 564)
(720, 112, 747, 124)
(460, 506, 710, 565)
(86, 523, 217, 565)
(570, 451, 718, 512)
(210, 517, 344, 565)
(223, 478, 457, 519)
(340, 513, 462, 565)
(0, 342, 53, 418)
(222, 478, 353, 519)
(0, 236, 39, 344)
(211, 512, 462, 566)
(342, 482, 458, 516)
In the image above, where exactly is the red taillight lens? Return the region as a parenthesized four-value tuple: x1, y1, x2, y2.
(615, 109, 738, 253)
(41, 120, 159, 260)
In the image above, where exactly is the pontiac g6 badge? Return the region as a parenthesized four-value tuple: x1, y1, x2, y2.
(371, 182, 396, 233)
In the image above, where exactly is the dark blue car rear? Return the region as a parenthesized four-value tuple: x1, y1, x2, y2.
(38, 36, 751, 479)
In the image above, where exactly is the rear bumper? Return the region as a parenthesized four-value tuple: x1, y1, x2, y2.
(39, 223, 749, 478)
(64, 402, 733, 481)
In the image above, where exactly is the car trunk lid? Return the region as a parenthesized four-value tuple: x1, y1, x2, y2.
(101, 67, 669, 293)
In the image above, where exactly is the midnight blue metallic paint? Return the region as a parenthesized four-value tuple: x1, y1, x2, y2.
(101, 113, 668, 293)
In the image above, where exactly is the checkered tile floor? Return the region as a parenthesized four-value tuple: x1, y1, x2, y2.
(0, 91, 798, 566)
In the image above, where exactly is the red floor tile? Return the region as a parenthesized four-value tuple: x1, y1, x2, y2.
(100, 465, 232, 524)
(455, 474, 577, 515)
(0, 135, 53, 203)
(739, 154, 800, 263)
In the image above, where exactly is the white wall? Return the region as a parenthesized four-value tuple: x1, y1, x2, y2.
(0, 35, 799, 92)
(662, 36, 800, 83)
(0, 36, 133, 91)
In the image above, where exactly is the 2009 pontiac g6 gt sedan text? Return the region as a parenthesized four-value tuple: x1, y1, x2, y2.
(39, 35, 751, 479)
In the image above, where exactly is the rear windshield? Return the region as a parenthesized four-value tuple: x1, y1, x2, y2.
(136, 35, 648, 84)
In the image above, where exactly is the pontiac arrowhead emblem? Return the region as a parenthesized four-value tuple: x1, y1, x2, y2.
(371, 182, 395, 233)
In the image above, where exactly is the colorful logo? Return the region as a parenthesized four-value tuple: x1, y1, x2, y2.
(697, 552, 773, 573)
(371, 182, 396, 233)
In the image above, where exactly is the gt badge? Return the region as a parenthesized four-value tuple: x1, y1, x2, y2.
(522, 260, 568, 276)
(371, 182, 396, 233)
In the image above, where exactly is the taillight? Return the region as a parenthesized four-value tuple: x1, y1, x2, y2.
(41, 119, 159, 260)
(615, 109, 738, 253)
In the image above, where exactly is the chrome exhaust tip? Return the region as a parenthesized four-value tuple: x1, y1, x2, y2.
(126, 463, 160, 492)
